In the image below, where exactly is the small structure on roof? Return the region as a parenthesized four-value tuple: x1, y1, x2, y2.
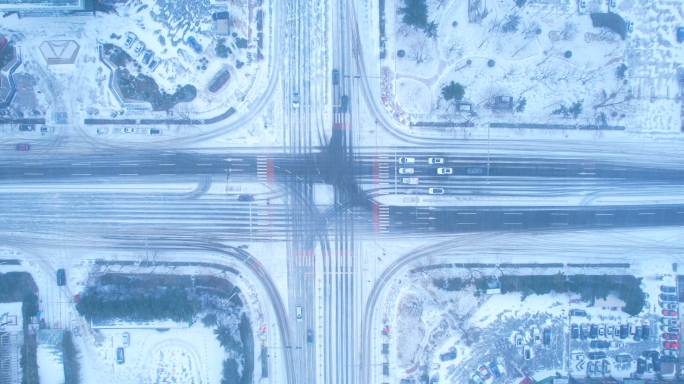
(39, 40, 80, 65)
(493, 96, 513, 110)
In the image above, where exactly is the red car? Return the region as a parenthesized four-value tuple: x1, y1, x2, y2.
(664, 341, 679, 349)
(478, 365, 491, 380)
(14, 143, 29, 151)
(663, 310, 678, 317)
(0, 36, 7, 51)
(662, 333, 679, 340)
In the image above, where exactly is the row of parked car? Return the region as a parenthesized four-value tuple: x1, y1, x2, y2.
(571, 322, 650, 342)
(95, 127, 162, 135)
(470, 362, 502, 384)
(123, 32, 161, 71)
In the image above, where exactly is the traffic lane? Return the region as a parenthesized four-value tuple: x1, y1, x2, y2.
(389, 205, 684, 232)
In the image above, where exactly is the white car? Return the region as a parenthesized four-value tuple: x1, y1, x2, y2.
(571, 353, 586, 361)
(609, 341, 623, 348)
(398, 157, 415, 164)
(437, 168, 453, 175)
(428, 158, 444, 164)
(399, 168, 414, 175)
(122, 332, 130, 348)
(123, 127, 135, 133)
(296, 305, 302, 321)
(96, 128, 108, 134)
(292, 92, 300, 108)
(428, 188, 444, 195)
(133, 40, 146, 56)
(124, 32, 137, 48)
(663, 349, 679, 357)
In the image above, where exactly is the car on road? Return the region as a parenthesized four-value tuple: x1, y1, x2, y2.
(590, 340, 610, 349)
(437, 168, 453, 175)
(515, 333, 523, 347)
(661, 318, 678, 326)
(15, 143, 30, 151)
(663, 341, 678, 349)
(466, 167, 483, 175)
(122, 332, 130, 347)
(296, 305, 302, 321)
(307, 330, 313, 344)
(398, 168, 414, 175)
(238, 194, 255, 202)
(660, 302, 677, 310)
(662, 333, 679, 340)
(187, 36, 203, 54)
(398, 157, 415, 164)
(588, 351, 606, 360)
(142, 49, 154, 65)
(56, 269, 66, 286)
(149, 128, 161, 135)
(340, 95, 349, 113)
(661, 326, 679, 333)
(523, 345, 531, 360)
(96, 128, 108, 134)
(40, 126, 53, 133)
(488, 362, 501, 378)
(123, 127, 135, 133)
(661, 286, 677, 293)
(571, 324, 579, 339)
(148, 57, 161, 71)
(590, 324, 599, 339)
(18, 124, 35, 131)
(124, 32, 137, 48)
(662, 310, 677, 317)
(478, 365, 490, 379)
(133, 40, 146, 56)
(439, 352, 457, 361)
(332, 69, 339, 85)
(428, 158, 444, 164)
(292, 92, 300, 108)
(428, 188, 444, 195)
(660, 294, 678, 302)
(543, 328, 551, 345)
(116, 347, 125, 364)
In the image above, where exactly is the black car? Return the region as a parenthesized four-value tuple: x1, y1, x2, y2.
(659, 294, 678, 302)
(620, 324, 629, 339)
(571, 324, 579, 339)
(570, 309, 587, 317)
(661, 286, 677, 293)
(634, 325, 643, 341)
(56, 269, 66, 286)
(116, 347, 125, 364)
(238, 194, 255, 202)
(543, 328, 551, 345)
(662, 356, 678, 363)
(307, 330, 313, 344)
(636, 358, 646, 374)
(678, 27, 684, 43)
(439, 352, 457, 361)
(642, 325, 650, 339)
(590, 340, 610, 349)
(581, 323, 589, 340)
(340, 95, 349, 113)
(652, 356, 661, 372)
(588, 351, 606, 360)
(142, 49, 154, 65)
(332, 69, 339, 85)
(18, 124, 35, 131)
(590, 324, 599, 339)
(187, 36, 203, 54)
(643, 350, 659, 358)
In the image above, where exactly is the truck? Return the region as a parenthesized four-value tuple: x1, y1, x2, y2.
(402, 178, 418, 185)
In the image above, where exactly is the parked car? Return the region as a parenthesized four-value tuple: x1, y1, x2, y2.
(523, 345, 531, 360)
(590, 324, 599, 339)
(478, 365, 490, 380)
(466, 167, 484, 175)
(532, 328, 540, 344)
(148, 57, 161, 71)
(609, 341, 623, 348)
(398, 168, 414, 175)
(428, 158, 444, 164)
(149, 128, 161, 135)
(570, 309, 587, 317)
(187, 36, 203, 54)
(543, 328, 551, 345)
(642, 325, 650, 339)
(116, 347, 125, 364)
(470, 373, 484, 384)
(15, 143, 30, 151)
(659, 294, 678, 302)
(662, 355, 678, 363)
(142, 49, 154, 65)
(661, 286, 677, 293)
(590, 340, 610, 349)
(663, 310, 678, 317)
(133, 40, 146, 56)
(56, 269, 66, 286)
(613, 326, 620, 338)
(634, 325, 643, 341)
(488, 362, 501, 378)
(588, 351, 606, 360)
(626, 20, 634, 33)
(603, 360, 611, 375)
(662, 333, 679, 340)
(581, 323, 589, 340)
(606, 325, 613, 336)
(439, 352, 456, 361)
(18, 124, 35, 131)
(398, 157, 415, 164)
(620, 324, 628, 339)
(571, 353, 585, 361)
(515, 333, 523, 347)
(652, 356, 661, 372)
(124, 32, 137, 48)
(238, 194, 255, 202)
(332, 69, 339, 85)
(571, 324, 579, 339)
(437, 168, 453, 175)
(610, 0, 616, 7)
(642, 350, 660, 358)
(661, 318, 678, 326)
(307, 330, 313, 344)
(39, 126, 53, 133)
(587, 361, 595, 375)
(122, 332, 130, 347)
(660, 302, 677, 310)
(663, 341, 678, 349)
(615, 353, 631, 363)
(636, 358, 646, 374)
(661, 326, 679, 333)
(428, 188, 444, 195)
(598, 324, 605, 337)
(123, 127, 135, 133)
(96, 128, 108, 134)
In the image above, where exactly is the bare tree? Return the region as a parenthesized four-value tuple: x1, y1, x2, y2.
(577, 63, 603, 85)
(409, 42, 432, 65)
(443, 38, 464, 61)
(561, 21, 578, 41)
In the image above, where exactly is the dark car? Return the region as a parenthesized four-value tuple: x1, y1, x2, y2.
(238, 194, 255, 202)
(488, 362, 501, 378)
(56, 269, 66, 286)
(662, 356, 678, 363)
(142, 49, 154, 65)
(307, 330, 313, 344)
(148, 57, 161, 71)
(590, 340, 610, 349)
(571, 324, 579, 339)
(642, 325, 650, 339)
(570, 309, 587, 317)
(636, 358, 646, 374)
(187, 36, 203, 54)
(332, 69, 339, 85)
(589, 324, 599, 339)
(542, 328, 551, 345)
(677, 27, 684, 43)
(116, 347, 125, 364)
(660, 294, 678, 302)
(652, 356, 661, 372)
(18, 124, 35, 131)
(15, 143, 30, 151)
(620, 324, 629, 339)
(439, 352, 457, 361)
(643, 350, 660, 358)
(616, 354, 631, 363)
(588, 351, 606, 360)
(340, 95, 349, 113)
(634, 325, 643, 341)
(661, 286, 677, 293)
(466, 167, 484, 175)
(580, 323, 589, 340)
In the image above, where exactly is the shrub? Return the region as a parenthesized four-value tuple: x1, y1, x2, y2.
(616, 63, 628, 79)
(398, 0, 428, 30)
(441, 81, 465, 102)
(502, 14, 521, 33)
(76, 288, 199, 322)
